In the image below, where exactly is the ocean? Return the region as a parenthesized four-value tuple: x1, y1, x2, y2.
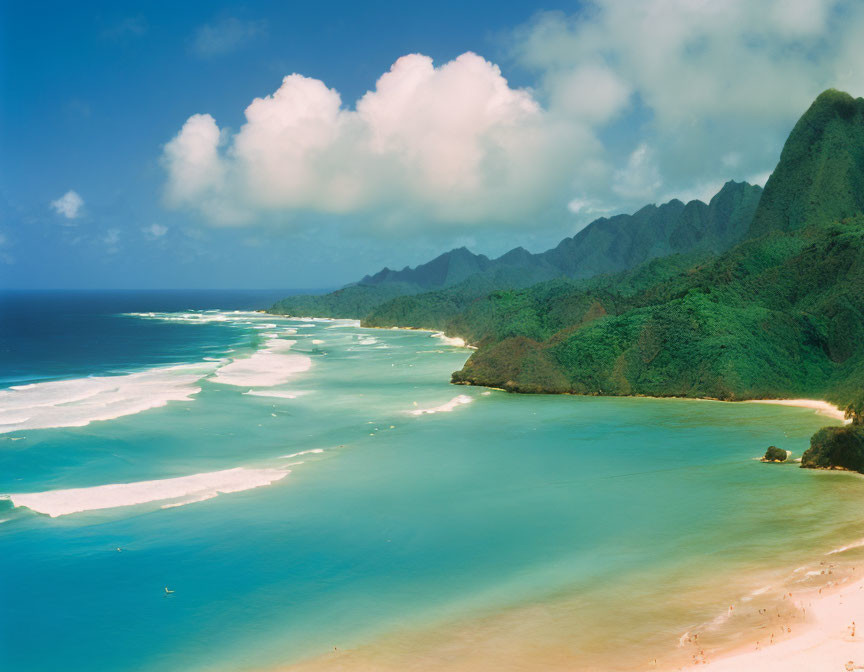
(1, 290, 862, 671)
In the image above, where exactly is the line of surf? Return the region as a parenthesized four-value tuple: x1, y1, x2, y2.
(210, 338, 312, 387)
(3, 466, 290, 517)
(408, 395, 474, 415)
(0, 362, 219, 434)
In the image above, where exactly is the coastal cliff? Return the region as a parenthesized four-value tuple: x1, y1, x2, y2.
(801, 425, 864, 472)
(271, 90, 864, 410)
(424, 90, 864, 408)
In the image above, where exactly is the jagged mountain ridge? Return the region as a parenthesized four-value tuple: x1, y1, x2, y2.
(432, 90, 864, 406)
(271, 180, 762, 317)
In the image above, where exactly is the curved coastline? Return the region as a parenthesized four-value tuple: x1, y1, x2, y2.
(262, 313, 861, 671)
(264, 540, 864, 672)
(703, 567, 864, 671)
(747, 398, 848, 422)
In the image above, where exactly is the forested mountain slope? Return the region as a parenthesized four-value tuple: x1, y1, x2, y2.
(430, 90, 864, 406)
(270, 181, 761, 318)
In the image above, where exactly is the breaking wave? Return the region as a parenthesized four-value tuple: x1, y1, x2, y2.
(408, 395, 474, 415)
(4, 467, 290, 517)
(0, 362, 218, 434)
(210, 339, 312, 387)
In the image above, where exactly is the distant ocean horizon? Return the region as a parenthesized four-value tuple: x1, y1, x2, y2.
(1, 290, 862, 671)
(0, 289, 330, 386)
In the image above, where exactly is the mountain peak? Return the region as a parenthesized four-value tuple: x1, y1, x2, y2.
(749, 88, 864, 237)
(446, 246, 475, 257)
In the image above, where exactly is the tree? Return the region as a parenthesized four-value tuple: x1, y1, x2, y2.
(844, 395, 864, 425)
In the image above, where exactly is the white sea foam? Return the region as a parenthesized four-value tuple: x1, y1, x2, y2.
(160, 492, 216, 509)
(125, 311, 231, 323)
(431, 332, 467, 347)
(826, 538, 864, 555)
(0, 362, 217, 434)
(279, 448, 324, 459)
(125, 310, 288, 327)
(311, 339, 325, 345)
(408, 395, 474, 415)
(5, 467, 289, 517)
(243, 390, 309, 399)
(210, 339, 312, 387)
(357, 337, 378, 345)
(741, 585, 772, 602)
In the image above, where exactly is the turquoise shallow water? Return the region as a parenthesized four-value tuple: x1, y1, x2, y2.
(0, 293, 860, 671)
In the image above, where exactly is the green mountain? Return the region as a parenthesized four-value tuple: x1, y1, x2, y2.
(429, 89, 864, 406)
(450, 218, 864, 404)
(269, 282, 422, 320)
(272, 88, 864, 471)
(358, 246, 553, 289)
(750, 89, 864, 237)
(541, 179, 760, 278)
(270, 180, 761, 318)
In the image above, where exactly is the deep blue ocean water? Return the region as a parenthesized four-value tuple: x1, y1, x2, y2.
(1, 291, 862, 672)
(0, 290, 318, 385)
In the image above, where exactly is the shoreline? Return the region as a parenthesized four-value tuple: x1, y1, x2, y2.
(266, 313, 859, 670)
(267, 315, 847, 422)
(270, 538, 864, 672)
(265, 311, 478, 348)
(701, 568, 864, 671)
(747, 398, 848, 422)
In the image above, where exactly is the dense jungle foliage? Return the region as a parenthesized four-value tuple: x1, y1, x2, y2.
(275, 90, 864, 417)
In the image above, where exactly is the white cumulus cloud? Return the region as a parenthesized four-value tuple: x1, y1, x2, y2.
(162, 52, 600, 230)
(163, 1, 864, 233)
(513, 0, 864, 213)
(51, 190, 84, 219)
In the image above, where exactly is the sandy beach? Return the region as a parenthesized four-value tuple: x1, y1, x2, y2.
(270, 396, 862, 672)
(748, 399, 849, 423)
(702, 573, 864, 671)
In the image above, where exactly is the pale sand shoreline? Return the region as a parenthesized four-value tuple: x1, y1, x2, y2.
(747, 398, 849, 422)
(265, 315, 859, 668)
(702, 572, 864, 671)
(279, 395, 858, 671)
(273, 556, 864, 672)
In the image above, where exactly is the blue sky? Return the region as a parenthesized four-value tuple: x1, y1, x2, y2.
(2, 0, 863, 289)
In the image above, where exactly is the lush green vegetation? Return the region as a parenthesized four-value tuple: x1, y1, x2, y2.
(270, 282, 421, 319)
(751, 89, 864, 237)
(269, 181, 760, 319)
(845, 394, 864, 425)
(801, 426, 864, 472)
(442, 90, 864, 408)
(763, 446, 788, 462)
(273, 89, 864, 419)
(452, 220, 864, 404)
